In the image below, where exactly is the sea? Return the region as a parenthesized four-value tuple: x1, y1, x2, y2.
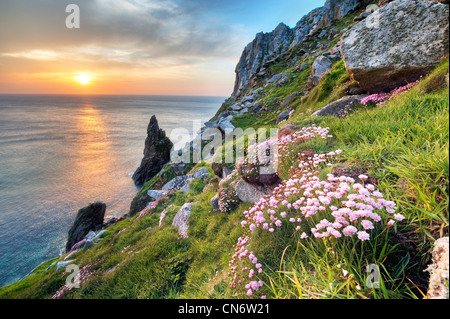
(0, 94, 224, 287)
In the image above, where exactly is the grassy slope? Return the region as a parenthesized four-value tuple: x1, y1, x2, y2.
(0, 25, 448, 301)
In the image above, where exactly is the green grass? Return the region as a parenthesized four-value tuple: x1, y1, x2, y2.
(1, 24, 448, 301)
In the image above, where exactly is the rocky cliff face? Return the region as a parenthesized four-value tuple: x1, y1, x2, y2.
(132, 115, 173, 186)
(232, 0, 365, 96)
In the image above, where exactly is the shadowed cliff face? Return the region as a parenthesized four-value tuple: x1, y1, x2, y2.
(232, 0, 363, 97)
(132, 115, 173, 186)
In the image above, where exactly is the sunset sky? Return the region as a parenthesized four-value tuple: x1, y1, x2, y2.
(0, 0, 325, 96)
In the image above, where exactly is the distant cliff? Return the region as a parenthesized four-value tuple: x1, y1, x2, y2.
(233, 0, 365, 96)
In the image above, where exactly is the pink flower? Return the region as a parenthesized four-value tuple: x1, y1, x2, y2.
(342, 226, 358, 237)
(394, 213, 405, 221)
(357, 231, 370, 241)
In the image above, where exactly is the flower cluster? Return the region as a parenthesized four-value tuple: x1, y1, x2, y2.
(52, 264, 95, 299)
(361, 81, 418, 106)
(227, 127, 401, 298)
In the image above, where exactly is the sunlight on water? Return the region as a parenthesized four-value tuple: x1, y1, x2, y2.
(0, 94, 223, 286)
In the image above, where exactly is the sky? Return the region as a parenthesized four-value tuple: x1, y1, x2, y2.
(0, 0, 326, 96)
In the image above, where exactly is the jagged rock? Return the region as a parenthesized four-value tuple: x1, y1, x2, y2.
(230, 104, 243, 111)
(66, 202, 106, 252)
(308, 56, 333, 86)
(233, 23, 293, 96)
(312, 95, 367, 117)
(162, 168, 209, 193)
(172, 203, 193, 237)
(341, 0, 449, 92)
(132, 115, 173, 186)
(425, 237, 449, 299)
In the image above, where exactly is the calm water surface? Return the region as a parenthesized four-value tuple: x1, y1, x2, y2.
(0, 94, 223, 286)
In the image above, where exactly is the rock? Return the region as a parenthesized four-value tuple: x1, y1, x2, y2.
(217, 111, 238, 123)
(425, 237, 449, 299)
(234, 179, 275, 204)
(341, 0, 449, 93)
(233, 23, 294, 96)
(312, 95, 367, 117)
(278, 123, 301, 139)
(241, 95, 255, 103)
(66, 202, 106, 252)
(308, 56, 333, 86)
(277, 109, 292, 124)
(129, 192, 152, 217)
(281, 93, 301, 108)
(172, 203, 194, 237)
(222, 167, 233, 179)
(267, 74, 283, 84)
(132, 115, 173, 186)
(210, 194, 220, 212)
(162, 168, 209, 193)
(347, 85, 367, 95)
(299, 63, 309, 71)
(147, 190, 168, 200)
(230, 104, 243, 111)
(218, 116, 236, 135)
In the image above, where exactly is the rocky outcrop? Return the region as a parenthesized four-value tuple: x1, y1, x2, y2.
(312, 95, 367, 117)
(308, 56, 334, 87)
(162, 168, 209, 193)
(132, 115, 173, 186)
(172, 203, 194, 237)
(234, 179, 276, 204)
(341, 0, 449, 92)
(425, 237, 449, 299)
(66, 202, 106, 252)
(233, 23, 293, 96)
(232, 0, 363, 96)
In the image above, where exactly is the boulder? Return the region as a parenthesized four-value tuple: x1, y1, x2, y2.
(341, 0, 449, 92)
(425, 237, 449, 299)
(66, 202, 106, 252)
(234, 179, 274, 204)
(162, 168, 209, 193)
(147, 190, 168, 200)
(132, 115, 173, 186)
(308, 56, 333, 86)
(312, 95, 367, 117)
(172, 203, 194, 237)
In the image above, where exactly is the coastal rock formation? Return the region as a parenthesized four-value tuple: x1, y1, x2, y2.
(132, 115, 173, 186)
(66, 202, 106, 252)
(232, 0, 363, 96)
(341, 0, 449, 92)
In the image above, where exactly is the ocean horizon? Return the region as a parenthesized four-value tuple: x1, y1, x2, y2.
(0, 94, 224, 287)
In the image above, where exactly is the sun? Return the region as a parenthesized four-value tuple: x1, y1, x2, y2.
(75, 73, 93, 85)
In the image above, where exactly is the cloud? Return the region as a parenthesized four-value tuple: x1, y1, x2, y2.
(0, 0, 249, 67)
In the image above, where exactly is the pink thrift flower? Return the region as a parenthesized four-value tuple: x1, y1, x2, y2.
(357, 231, 370, 241)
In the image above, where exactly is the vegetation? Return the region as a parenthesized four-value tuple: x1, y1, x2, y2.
(1, 3, 448, 299)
